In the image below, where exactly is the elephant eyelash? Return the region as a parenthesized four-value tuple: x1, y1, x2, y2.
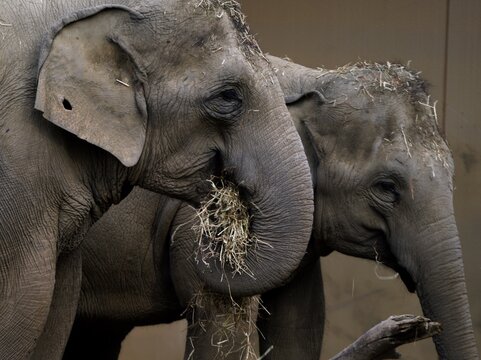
(204, 87, 244, 122)
(377, 180, 398, 195)
(372, 179, 401, 204)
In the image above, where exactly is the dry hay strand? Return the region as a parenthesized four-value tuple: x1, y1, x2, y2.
(192, 177, 261, 278)
(186, 290, 263, 360)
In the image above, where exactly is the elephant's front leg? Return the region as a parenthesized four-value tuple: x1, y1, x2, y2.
(257, 259, 324, 360)
(0, 232, 57, 359)
(32, 250, 83, 359)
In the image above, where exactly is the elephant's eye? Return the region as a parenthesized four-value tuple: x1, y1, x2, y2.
(372, 179, 400, 204)
(205, 88, 244, 122)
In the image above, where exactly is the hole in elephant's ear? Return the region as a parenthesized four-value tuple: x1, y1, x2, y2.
(62, 98, 73, 111)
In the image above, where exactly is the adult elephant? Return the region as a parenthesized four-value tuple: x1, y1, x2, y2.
(66, 56, 478, 360)
(0, 2, 314, 358)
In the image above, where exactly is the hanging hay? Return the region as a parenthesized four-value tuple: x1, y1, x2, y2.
(185, 290, 263, 360)
(192, 177, 259, 278)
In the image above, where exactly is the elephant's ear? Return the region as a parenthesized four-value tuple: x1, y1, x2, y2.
(285, 91, 328, 160)
(285, 90, 326, 125)
(35, 6, 147, 167)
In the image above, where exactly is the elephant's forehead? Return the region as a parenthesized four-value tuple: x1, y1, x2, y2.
(332, 98, 451, 168)
(171, 2, 265, 69)
(374, 105, 454, 175)
(145, 9, 257, 70)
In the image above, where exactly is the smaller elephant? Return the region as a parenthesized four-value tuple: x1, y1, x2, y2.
(259, 56, 477, 360)
(66, 56, 478, 360)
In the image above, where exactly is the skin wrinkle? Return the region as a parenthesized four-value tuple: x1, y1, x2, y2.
(0, 76, 32, 116)
(139, 234, 160, 305)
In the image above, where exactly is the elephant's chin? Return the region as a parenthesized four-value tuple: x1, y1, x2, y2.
(398, 267, 416, 293)
(373, 258, 416, 292)
(372, 241, 417, 293)
(379, 254, 416, 293)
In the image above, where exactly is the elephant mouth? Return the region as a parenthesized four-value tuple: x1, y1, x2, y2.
(192, 174, 261, 281)
(381, 258, 416, 293)
(190, 151, 225, 206)
(337, 236, 417, 293)
(371, 239, 417, 293)
(397, 266, 416, 293)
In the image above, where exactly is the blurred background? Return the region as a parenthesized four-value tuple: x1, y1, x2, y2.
(120, 0, 481, 358)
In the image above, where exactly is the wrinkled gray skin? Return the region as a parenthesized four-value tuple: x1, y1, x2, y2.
(0, 2, 314, 358)
(66, 56, 478, 360)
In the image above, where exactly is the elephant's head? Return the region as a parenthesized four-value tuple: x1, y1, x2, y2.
(34, 3, 313, 296)
(273, 57, 478, 359)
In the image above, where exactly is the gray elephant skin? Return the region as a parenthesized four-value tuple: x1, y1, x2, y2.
(0, 2, 315, 359)
(66, 56, 478, 360)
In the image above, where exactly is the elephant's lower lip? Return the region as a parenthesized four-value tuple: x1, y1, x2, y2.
(372, 239, 417, 293)
(381, 257, 416, 293)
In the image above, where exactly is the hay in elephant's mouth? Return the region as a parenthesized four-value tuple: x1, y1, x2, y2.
(192, 178, 259, 278)
(185, 291, 263, 360)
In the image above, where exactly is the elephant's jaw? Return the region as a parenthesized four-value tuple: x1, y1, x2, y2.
(374, 248, 417, 293)
(368, 234, 418, 292)
(394, 264, 417, 293)
(330, 233, 418, 293)
(357, 236, 418, 293)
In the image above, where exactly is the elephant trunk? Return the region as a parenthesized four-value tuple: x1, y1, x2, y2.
(197, 105, 314, 297)
(403, 212, 478, 359)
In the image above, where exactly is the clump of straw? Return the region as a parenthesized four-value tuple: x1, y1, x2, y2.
(186, 290, 263, 360)
(192, 177, 258, 278)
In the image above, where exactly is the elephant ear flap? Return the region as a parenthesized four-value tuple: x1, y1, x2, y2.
(35, 7, 147, 167)
(286, 90, 329, 160)
(285, 90, 326, 130)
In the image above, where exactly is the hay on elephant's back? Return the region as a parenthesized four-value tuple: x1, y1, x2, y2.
(192, 178, 261, 278)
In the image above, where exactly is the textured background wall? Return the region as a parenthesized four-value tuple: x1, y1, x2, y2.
(119, 1, 481, 358)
